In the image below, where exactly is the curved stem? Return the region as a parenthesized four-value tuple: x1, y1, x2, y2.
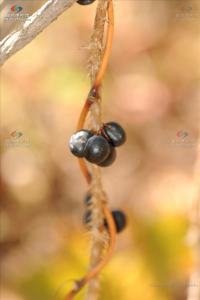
(76, 0, 114, 134)
(78, 159, 92, 184)
(64, 291, 76, 300)
(93, 0, 114, 89)
(83, 205, 117, 282)
(64, 205, 116, 300)
(76, 98, 93, 132)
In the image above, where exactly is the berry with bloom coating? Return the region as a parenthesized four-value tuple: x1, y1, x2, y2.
(84, 193, 92, 206)
(77, 0, 96, 5)
(83, 210, 92, 225)
(69, 130, 93, 158)
(103, 122, 126, 147)
(97, 146, 116, 167)
(84, 135, 111, 164)
(105, 210, 127, 233)
(83, 209, 127, 233)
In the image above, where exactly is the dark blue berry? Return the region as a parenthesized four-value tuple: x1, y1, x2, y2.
(97, 146, 116, 167)
(77, 0, 96, 5)
(83, 209, 127, 233)
(84, 135, 111, 164)
(84, 193, 92, 206)
(83, 210, 92, 226)
(105, 210, 127, 233)
(69, 130, 93, 158)
(103, 122, 126, 147)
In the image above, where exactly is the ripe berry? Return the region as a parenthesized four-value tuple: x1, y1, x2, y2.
(103, 122, 126, 147)
(83, 209, 127, 233)
(97, 146, 116, 167)
(83, 210, 92, 225)
(69, 130, 93, 158)
(84, 193, 92, 206)
(106, 210, 127, 233)
(77, 0, 96, 5)
(84, 135, 111, 164)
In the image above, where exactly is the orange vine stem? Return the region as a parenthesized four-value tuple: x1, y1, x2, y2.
(76, 0, 114, 186)
(83, 205, 117, 282)
(64, 205, 116, 300)
(76, 0, 114, 133)
(76, 87, 98, 184)
(76, 97, 93, 132)
(78, 158, 91, 184)
(64, 291, 76, 300)
(93, 0, 114, 89)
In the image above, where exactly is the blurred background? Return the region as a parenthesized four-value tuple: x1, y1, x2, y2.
(1, 0, 200, 299)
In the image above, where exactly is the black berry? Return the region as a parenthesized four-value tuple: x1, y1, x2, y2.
(97, 146, 116, 167)
(105, 210, 127, 233)
(84, 193, 92, 206)
(103, 122, 126, 147)
(69, 130, 93, 158)
(84, 135, 111, 164)
(77, 0, 96, 5)
(83, 209, 127, 233)
(83, 210, 92, 227)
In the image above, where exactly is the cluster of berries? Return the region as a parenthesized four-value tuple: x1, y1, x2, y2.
(83, 193, 127, 233)
(69, 122, 126, 167)
(77, 0, 96, 5)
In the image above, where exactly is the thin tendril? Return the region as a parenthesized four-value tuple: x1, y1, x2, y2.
(64, 206, 116, 300)
(93, 0, 114, 89)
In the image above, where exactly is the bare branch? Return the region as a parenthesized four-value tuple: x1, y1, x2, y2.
(0, 0, 77, 66)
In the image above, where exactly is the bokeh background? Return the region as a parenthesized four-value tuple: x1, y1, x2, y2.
(1, 0, 200, 300)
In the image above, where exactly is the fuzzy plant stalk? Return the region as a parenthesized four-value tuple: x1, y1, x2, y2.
(86, 1, 109, 298)
(65, 0, 116, 299)
(187, 139, 200, 300)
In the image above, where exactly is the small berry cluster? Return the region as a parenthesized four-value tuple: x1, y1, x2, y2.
(77, 0, 96, 5)
(69, 122, 126, 167)
(83, 193, 127, 233)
